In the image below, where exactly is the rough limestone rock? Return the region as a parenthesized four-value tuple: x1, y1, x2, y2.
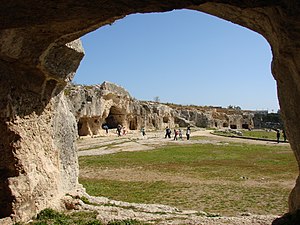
(0, 1, 300, 224)
(65, 82, 254, 136)
(0, 38, 84, 222)
(66, 193, 278, 225)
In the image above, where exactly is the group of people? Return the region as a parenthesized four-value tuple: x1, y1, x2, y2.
(113, 125, 191, 140)
(276, 129, 287, 143)
(165, 126, 191, 140)
(116, 124, 127, 136)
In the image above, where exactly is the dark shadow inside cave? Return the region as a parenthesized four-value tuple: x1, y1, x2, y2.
(0, 121, 20, 218)
(104, 106, 126, 129)
(78, 116, 102, 136)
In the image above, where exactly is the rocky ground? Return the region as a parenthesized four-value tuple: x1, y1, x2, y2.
(75, 129, 289, 225)
(64, 193, 278, 225)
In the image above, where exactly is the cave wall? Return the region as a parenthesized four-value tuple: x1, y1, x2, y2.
(0, 0, 300, 223)
(0, 34, 84, 222)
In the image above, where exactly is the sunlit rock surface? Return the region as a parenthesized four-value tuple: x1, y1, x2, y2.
(65, 82, 254, 136)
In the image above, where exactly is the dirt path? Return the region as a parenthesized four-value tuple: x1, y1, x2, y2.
(78, 129, 288, 157)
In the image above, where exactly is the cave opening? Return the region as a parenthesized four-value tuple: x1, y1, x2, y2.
(73, 8, 285, 220)
(230, 124, 237, 129)
(129, 118, 138, 130)
(242, 123, 249, 129)
(78, 116, 102, 136)
(104, 106, 126, 129)
(77, 118, 88, 136)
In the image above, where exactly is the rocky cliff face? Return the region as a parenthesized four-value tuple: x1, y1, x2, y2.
(0, 39, 83, 223)
(65, 82, 254, 136)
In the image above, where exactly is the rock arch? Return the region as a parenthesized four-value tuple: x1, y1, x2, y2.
(0, 0, 300, 223)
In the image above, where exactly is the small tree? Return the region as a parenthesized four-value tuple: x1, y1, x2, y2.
(154, 96, 160, 103)
(227, 105, 241, 110)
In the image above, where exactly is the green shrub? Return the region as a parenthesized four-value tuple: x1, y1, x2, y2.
(80, 196, 91, 204)
(36, 208, 66, 220)
(32, 209, 104, 225)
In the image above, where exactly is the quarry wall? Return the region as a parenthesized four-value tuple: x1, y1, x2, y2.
(65, 82, 254, 136)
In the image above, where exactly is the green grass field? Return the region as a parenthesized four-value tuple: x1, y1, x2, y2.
(242, 130, 284, 140)
(213, 129, 286, 141)
(79, 142, 297, 216)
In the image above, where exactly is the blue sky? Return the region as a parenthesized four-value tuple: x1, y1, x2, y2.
(74, 9, 279, 111)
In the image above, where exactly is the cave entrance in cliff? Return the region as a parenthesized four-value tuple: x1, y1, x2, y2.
(104, 106, 126, 129)
(129, 118, 138, 130)
(230, 124, 237, 129)
(78, 117, 102, 136)
(242, 123, 249, 129)
(77, 118, 88, 136)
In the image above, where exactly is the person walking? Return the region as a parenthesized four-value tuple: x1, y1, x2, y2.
(186, 126, 191, 140)
(141, 127, 146, 136)
(117, 124, 122, 137)
(123, 126, 127, 135)
(168, 128, 172, 138)
(174, 129, 178, 140)
(165, 127, 171, 138)
(103, 125, 109, 134)
(276, 129, 280, 143)
(282, 130, 287, 142)
(178, 129, 183, 140)
(165, 127, 168, 138)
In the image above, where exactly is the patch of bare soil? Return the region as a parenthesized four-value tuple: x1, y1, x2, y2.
(80, 167, 294, 190)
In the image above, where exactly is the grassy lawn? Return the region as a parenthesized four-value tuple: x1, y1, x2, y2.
(213, 129, 286, 141)
(79, 142, 297, 216)
(242, 130, 282, 140)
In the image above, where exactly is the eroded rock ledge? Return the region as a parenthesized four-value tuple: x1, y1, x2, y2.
(61, 192, 278, 225)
